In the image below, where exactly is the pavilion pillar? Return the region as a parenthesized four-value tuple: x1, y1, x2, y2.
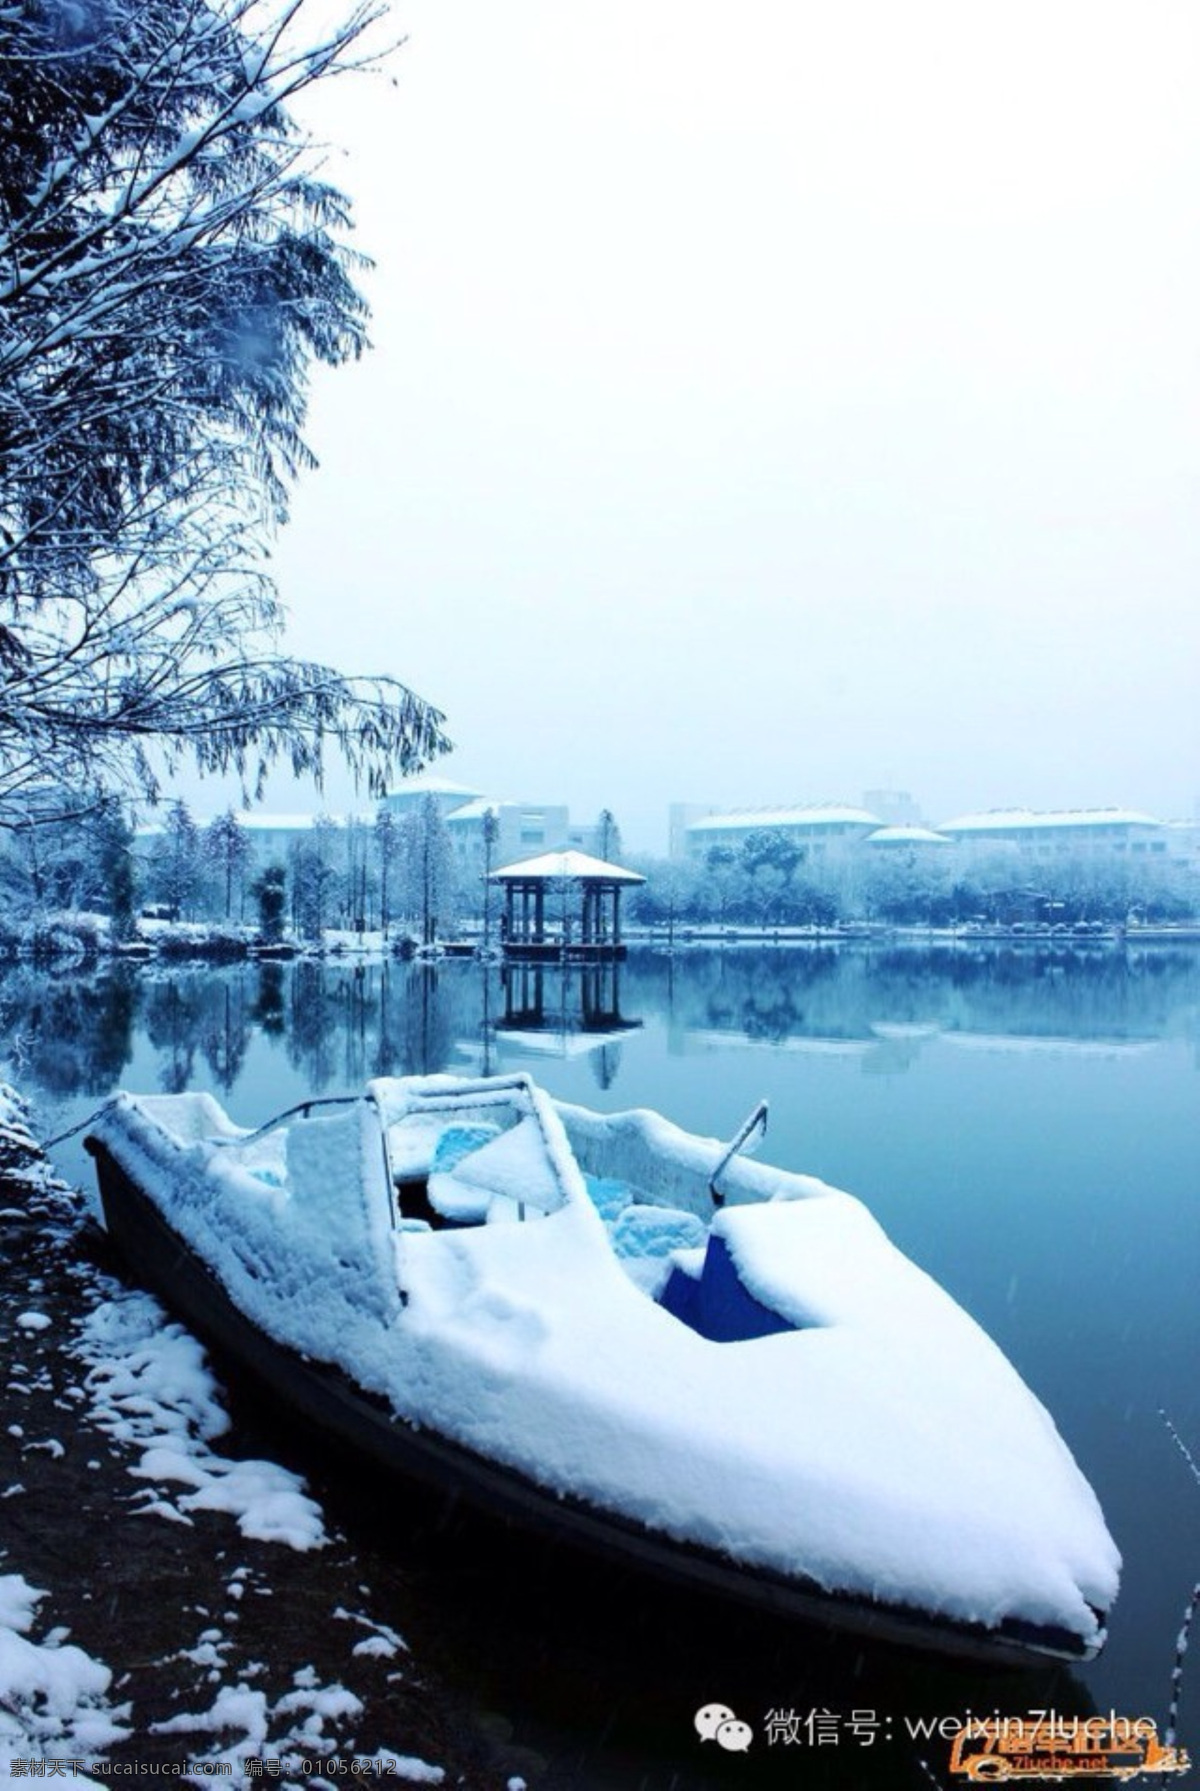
(534, 885, 545, 943)
(612, 885, 622, 945)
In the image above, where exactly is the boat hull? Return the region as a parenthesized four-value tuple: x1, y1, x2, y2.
(86, 1134, 1097, 1667)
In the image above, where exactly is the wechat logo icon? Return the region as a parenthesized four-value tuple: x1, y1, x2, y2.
(694, 1703, 754, 1752)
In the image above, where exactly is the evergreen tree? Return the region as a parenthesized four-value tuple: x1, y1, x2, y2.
(343, 816, 372, 934)
(150, 800, 203, 920)
(374, 808, 401, 941)
(400, 795, 455, 946)
(253, 864, 287, 943)
(481, 806, 499, 949)
(289, 815, 340, 941)
(91, 800, 138, 940)
(204, 809, 251, 920)
(596, 808, 622, 862)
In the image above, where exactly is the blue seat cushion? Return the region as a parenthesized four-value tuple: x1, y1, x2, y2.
(659, 1234, 795, 1343)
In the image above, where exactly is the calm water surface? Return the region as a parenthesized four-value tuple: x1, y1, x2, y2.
(10, 942, 1198, 1784)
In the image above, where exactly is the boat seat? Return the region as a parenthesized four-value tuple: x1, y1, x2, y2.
(582, 1173, 634, 1221)
(426, 1114, 565, 1225)
(606, 1204, 708, 1297)
(609, 1204, 707, 1261)
(425, 1178, 493, 1223)
(388, 1117, 500, 1182)
(658, 1234, 795, 1343)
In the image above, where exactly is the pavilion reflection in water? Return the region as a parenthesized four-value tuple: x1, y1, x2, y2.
(486, 960, 644, 1088)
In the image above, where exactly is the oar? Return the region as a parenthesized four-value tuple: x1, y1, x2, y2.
(709, 1098, 769, 1206)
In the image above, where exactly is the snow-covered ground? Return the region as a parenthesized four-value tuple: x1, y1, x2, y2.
(0, 1088, 501, 1788)
(0, 1571, 129, 1768)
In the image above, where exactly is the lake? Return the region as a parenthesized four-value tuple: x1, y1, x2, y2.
(9, 939, 1199, 1784)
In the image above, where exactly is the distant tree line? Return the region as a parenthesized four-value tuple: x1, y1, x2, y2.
(0, 798, 635, 947)
(6, 802, 1189, 951)
(626, 834, 1198, 933)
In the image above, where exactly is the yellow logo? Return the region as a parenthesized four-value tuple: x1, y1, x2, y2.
(948, 1715, 1190, 1782)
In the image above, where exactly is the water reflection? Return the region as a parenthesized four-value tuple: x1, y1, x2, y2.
(649, 944, 1199, 1069)
(1, 944, 1195, 1107)
(3, 941, 1195, 1774)
(490, 962, 643, 1089)
(0, 962, 140, 1097)
(143, 972, 253, 1093)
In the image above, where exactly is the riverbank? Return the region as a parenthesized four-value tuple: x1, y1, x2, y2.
(7, 910, 1200, 977)
(0, 1091, 531, 1787)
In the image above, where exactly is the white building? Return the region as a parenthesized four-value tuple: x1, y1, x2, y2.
(863, 825, 953, 851)
(377, 776, 483, 821)
(381, 777, 618, 892)
(936, 808, 1168, 865)
(445, 797, 573, 881)
(683, 804, 883, 863)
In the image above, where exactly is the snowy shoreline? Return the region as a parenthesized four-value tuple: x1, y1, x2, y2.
(0, 1089, 512, 1789)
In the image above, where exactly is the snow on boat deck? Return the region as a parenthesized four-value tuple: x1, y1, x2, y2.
(87, 1079, 1120, 1655)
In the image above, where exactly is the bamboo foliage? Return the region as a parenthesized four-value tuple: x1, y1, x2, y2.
(0, 0, 448, 826)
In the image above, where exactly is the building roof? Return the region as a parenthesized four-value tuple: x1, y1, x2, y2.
(445, 797, 504, 823)
(865, 826, 953, 846)
(490, 849, 645, 884)
(938, 808, 1162, 835)
(138, 812, 363, 838)
(687, 804, 882, 832)
(385, 775, 482, 800)
(233, 812, 333, 832)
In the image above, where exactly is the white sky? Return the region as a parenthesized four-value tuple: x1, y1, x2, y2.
(257, 0, 1198, 851)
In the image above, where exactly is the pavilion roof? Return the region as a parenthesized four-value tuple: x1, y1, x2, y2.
(490, 848, 645, 884)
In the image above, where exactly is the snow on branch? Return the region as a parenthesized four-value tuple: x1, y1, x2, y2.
(0, 0, 446, 826)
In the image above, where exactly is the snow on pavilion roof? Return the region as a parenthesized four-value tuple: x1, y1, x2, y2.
(490, 849, 645, 884)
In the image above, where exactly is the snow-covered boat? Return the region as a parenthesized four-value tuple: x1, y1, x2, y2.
(85, 1072, 1119, 1664)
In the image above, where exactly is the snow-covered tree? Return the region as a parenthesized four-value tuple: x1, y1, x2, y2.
(596, 808, 622, 863)
(92, 797, 138, 938)
(204, 808, 251, 919)
(740, 829, 801, 926)
(342, 814, 373, 933)
(400, 795, 454, 945)
(0, 0, 447, 829)
(288, 812, 339, 939)
(480, 805, 499, 949)
(704, 844, 740, 925)
(252, 861, 286, 942)
(627, 857, 701, 942)
(373, 806, 400, 940)
(148, 798, 203, 919)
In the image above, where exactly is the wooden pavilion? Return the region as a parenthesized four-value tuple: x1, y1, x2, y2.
(490, 849, 645, 960)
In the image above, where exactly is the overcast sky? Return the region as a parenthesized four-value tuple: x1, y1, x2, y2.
(255, 0, 1198, 851)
